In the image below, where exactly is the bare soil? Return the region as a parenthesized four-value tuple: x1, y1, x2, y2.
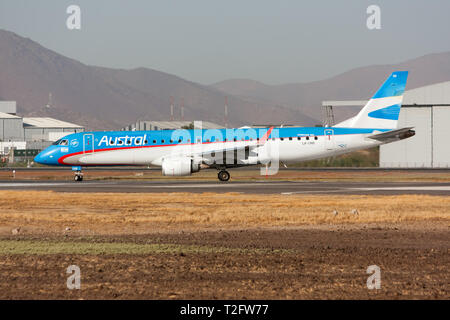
(0, 227, 448, 299)
(0, 190, 448, 299)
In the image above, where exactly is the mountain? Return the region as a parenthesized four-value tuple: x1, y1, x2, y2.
(2, 29, 450, 130)
(212, 52, 450, 122)
(0, 29, 317, 130)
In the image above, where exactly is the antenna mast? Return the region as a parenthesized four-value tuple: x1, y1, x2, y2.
(170, 96, 174, 121)
(224, 96, 228, 128)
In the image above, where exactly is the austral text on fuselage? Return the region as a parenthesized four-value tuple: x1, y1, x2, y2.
(99, 134, 147, 147)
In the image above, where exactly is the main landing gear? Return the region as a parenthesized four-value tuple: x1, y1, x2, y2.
(218, 170, 230, 182)
(72, 166, 83, 182)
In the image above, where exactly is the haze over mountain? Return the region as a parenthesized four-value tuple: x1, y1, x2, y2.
(0, 29, 316, 130)
(212, 52, 450, 122)
(1, 29, 450, 130)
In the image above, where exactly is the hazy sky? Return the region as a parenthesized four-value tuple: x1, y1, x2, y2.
(1, 0, 449, 85)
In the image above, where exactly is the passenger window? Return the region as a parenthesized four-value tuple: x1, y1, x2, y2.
(153, 140, 156, 143)
(314, 136, 318, 140)
(306, 137, 309, 140)
(280, 138, 284, 141)
(297, 137, 301, 140)
(161, 139, 165, 143)
(289, 137, 292, 141)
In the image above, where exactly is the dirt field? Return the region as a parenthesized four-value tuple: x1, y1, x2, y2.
(0, 191, 448, 299)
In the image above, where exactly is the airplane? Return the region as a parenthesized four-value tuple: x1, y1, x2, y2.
(34, 71, 415, 182)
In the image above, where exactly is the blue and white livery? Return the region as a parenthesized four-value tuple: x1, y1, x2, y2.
(35, 71, 414, 181)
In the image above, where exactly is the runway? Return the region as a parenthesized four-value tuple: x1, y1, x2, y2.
(1, 180, 450, 195)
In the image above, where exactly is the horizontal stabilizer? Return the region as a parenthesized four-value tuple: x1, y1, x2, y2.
(367, 127, 415, 143)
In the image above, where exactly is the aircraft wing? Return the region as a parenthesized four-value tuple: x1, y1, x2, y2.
(367, 127, 415, 143)
(192, 126, 274, 167)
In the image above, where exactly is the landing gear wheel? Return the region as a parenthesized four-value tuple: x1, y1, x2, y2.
(74, 174, 83, 182)
(218, 170, 230, 182)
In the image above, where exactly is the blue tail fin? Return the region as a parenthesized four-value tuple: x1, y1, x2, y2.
(372, 71, 408, 100)
(337, 71, 409, 129)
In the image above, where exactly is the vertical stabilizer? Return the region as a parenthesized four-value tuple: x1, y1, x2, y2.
(336, 71, 408, 129)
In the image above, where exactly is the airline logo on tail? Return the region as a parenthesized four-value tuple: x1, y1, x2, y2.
(368, 103, 401, 120)
(339, 71, 409, 129)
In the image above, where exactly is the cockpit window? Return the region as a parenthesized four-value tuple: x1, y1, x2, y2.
(59, 139, 68, 146)
(52, 139, 62, 145)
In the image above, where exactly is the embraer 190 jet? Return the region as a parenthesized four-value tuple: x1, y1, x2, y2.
(35, 71, 414, 181)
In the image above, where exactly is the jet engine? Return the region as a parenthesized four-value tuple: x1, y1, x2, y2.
(161, 157, 200, 176)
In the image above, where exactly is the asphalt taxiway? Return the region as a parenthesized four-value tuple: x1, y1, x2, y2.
(0, 180, 450, 195)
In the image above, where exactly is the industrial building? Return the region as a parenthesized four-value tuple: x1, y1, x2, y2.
(0, 101, 84, 155)
(23, 117, 84, 149)
(0, 111, 24, 141)
(122, 120, 224, 131)
(323, 81, 450, 168)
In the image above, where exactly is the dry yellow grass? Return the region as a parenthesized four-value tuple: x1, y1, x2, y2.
(0, 191, 449, 235)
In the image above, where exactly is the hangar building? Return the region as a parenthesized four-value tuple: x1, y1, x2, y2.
(122, 120, 224, 131)
(322, 81, 450, 168)
(380, 81, 450, 168)
(0, 111, 24, 141)
(0, 101, 84, 154)
(23, 117, 84, 144)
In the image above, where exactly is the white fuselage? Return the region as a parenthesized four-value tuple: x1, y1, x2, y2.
(61, 131, 381, 167)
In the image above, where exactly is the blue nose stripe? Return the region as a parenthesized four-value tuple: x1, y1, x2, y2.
(34, 147, 59, 165)
(33, 153, 43, 164)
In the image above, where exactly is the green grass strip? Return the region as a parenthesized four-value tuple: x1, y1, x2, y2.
(0, 240, 290, 255)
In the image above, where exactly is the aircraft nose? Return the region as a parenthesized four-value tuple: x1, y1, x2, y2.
(34, 151, 46, 164)
(34, 148, 57, 165)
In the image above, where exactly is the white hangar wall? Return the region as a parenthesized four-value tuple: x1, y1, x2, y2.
(380, 107, 433, 167)
(431, 106, 450, 167)
(323, 81, 450, 168)
(380, 80, 450, 168)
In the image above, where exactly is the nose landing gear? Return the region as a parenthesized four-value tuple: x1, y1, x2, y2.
(218, 170, 230, 182)
(72, 166, 83, 182)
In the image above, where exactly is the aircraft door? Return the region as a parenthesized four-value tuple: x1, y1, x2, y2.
(83, 134, 94, 154)
(324, 129, 335, 150)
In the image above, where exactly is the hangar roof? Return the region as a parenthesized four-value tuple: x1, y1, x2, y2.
(402, 81, 450, 105)
(322, 80, 450, 107)
(0, 111, 21, 119)
(23, 117, 83, 128)
(136, 120, 224, 129)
